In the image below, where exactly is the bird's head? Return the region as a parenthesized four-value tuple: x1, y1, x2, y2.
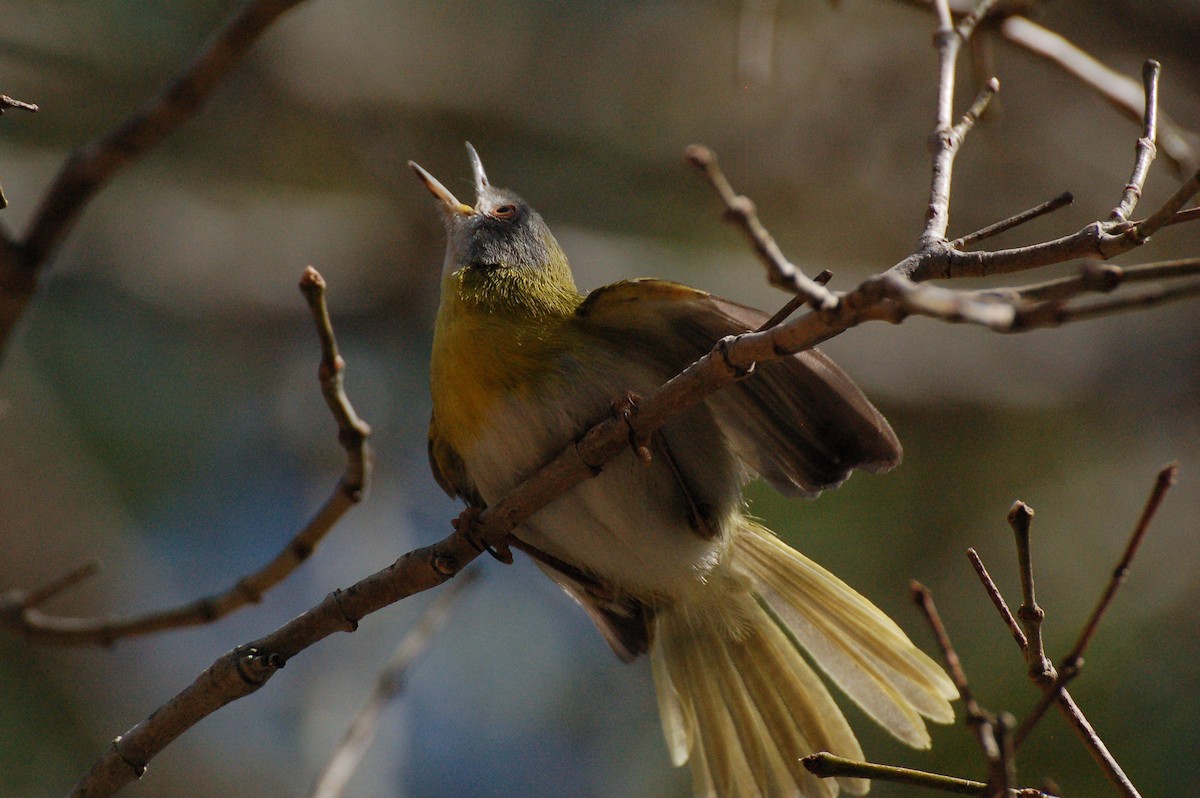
(410, 145, 578, 318)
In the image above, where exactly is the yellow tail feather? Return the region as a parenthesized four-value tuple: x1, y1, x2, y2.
(649, 520, 957, 797)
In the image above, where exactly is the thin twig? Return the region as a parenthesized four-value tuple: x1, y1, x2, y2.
(951, 192, 1074, 250)
(801, 752, 1052, 797)
(1130, 166, 1200, 243)
(911, 581, 1001, 764)
(0, 0, 309, 357)
(1008, 502, 1051, 682)
(921, 0, 999, 246)
(966, 548, 1027, 651)
(0, 94, 40, 211)
(5, 561, 101, 611)
(970, 257, 1200, 305)
(974, 490, 1153, 797)
(1000, 16, 1198, 174)
(1110, 61, 1161, 223)
(683, 144, 838, 310)
(0, 267, 370, 645)
(1014, 464, 1177, 746)
(309, 571, 477, 798)
(1011, 277, 1200, 330)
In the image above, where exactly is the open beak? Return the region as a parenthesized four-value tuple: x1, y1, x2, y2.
(408, 160, 474, 216)
(466, 142, 489, 197)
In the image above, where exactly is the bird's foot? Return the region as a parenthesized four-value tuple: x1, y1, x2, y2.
(612, 392, 653, 465)
(452, 506, 513, 565)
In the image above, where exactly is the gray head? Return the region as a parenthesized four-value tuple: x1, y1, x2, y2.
(409, 144, 571, 282)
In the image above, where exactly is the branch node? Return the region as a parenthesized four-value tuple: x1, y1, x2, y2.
(234, 646, 285, 686)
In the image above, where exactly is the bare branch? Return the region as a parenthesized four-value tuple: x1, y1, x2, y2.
(921, 0, 1000, 245)
(801, 752, 1053, 797)
(951, 192, 1074, 251)
(1130, 166, 1200, 243)
(1110, 61, 1161, 223)
(0, 267, 371, 645)
(0, 94, 39, 212)
(911, 582, 1003, 770)
(1014, 464, 1177, 746)
(973, 504, 1144, 797)
(68, 520, 487, 797)
(1008, 502, 1052, 682)
(0, 0, 309, 356)
(966, 548, 1027, 651)
(1000, 16, 1198, 174)
(683, 144, 838, 309)
(309, 571, 476, 798)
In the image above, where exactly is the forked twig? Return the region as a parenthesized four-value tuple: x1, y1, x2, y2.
(1014, 465, 1177, 746)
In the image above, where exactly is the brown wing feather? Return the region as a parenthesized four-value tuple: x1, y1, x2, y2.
(578, 279, 901, 497)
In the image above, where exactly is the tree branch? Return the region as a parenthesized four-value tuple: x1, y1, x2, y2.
(968, 470, 1179, 798)
(801, 752, 1052, 797)
(0, 94, 40, 212)
(682, 144, 838, 309)
(0, 267, 370, 644)
(308, 571, 477, 798)
(0, 0, 309, 357)
(999, 15, 1198, 174)
(1013, 465, 1177, 749)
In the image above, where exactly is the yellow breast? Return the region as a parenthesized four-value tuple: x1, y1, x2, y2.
(430, 274, 574, 458)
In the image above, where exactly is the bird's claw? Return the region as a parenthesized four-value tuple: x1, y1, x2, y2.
(453, 506, 513, 565)
(612, 392, 653, 465)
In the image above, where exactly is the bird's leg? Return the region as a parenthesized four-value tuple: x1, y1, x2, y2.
(612, 392, 719, 539)
(452, 505, 513, 565)
(612, 392, 653, 464)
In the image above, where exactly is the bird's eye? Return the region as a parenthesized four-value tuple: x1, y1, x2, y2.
(491, 204, 517, 219)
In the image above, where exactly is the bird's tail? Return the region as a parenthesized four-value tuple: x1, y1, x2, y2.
(650, 520, 957, 798)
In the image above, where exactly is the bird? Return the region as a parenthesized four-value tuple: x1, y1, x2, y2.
(410, 144, 957, 797)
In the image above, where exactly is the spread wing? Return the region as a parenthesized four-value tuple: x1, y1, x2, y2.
(576, 279, 902, 497)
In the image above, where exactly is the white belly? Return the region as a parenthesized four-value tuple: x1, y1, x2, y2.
(462, 356, 740, 601)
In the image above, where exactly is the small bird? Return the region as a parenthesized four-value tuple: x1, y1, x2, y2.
(411, 145, 956, 797)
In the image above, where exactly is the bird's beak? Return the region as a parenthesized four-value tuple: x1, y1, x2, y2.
(408, 160, 473, 216)
(466, 141, 489, 198)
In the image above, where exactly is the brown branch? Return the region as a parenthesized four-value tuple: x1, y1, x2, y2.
(0, 0, 308, 356)
(0, 94, 40, 212)
(972, 478, 1175, 798)
(922, 0, 1000, 246)
(0, 267, 370, 644)
(309, 570, 476, 798)
(1008, 502, 1051, 682)
(951, 191, 1074, 250)
(67, 526, 488, 798)
(911, 581, 1006, 790)
(1014, 464, 1177, 747)
(966, 548, 1027, 651)
(801, 752, 1053, 797)
(682, 144, 837, 309)
(1110, 61, 1160, 223)
(999, 16, 1198, 175)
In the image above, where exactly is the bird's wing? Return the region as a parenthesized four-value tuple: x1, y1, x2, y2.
(428, 413, 484, 506)
(576, 278, 902, 496)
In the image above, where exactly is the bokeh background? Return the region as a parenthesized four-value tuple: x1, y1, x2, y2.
(2, 1, 1198, 796)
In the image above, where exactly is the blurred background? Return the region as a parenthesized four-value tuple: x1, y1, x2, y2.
(1, 1, 1198, 796)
